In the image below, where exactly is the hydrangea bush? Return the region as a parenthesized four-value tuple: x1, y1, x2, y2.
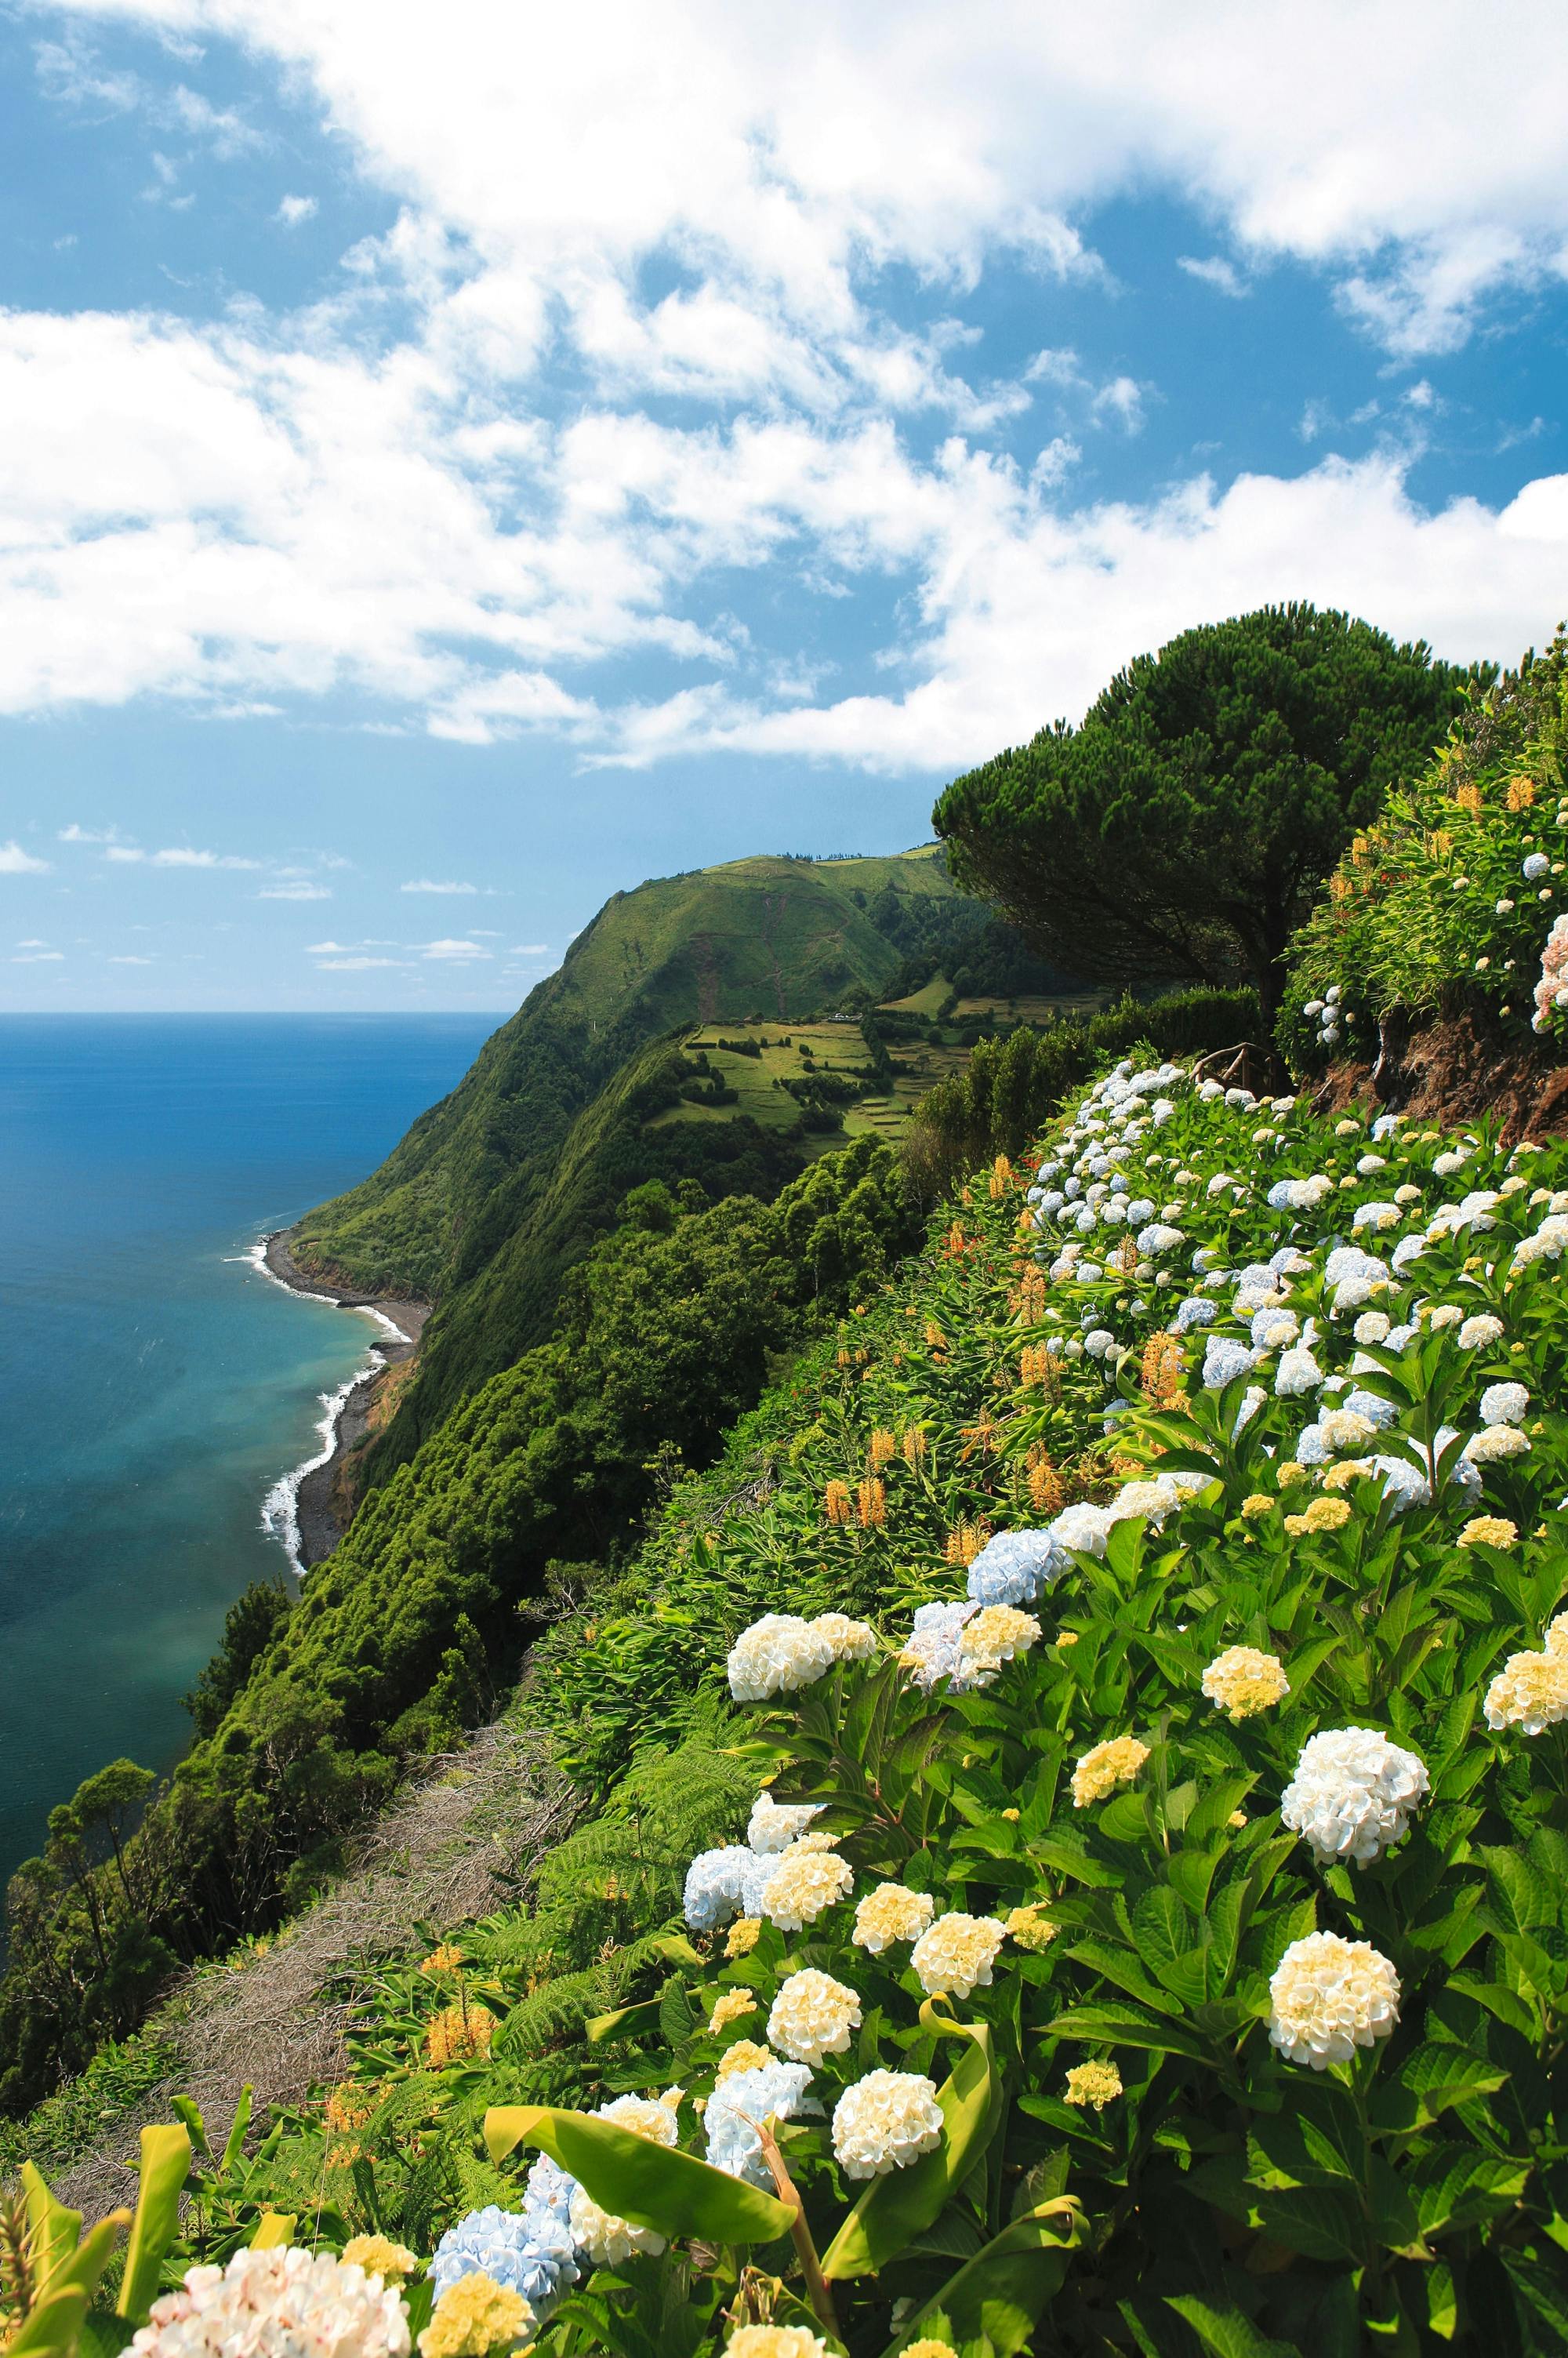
(1279, 638, 1568, 1064)
(16, 1058, 1568, 2358)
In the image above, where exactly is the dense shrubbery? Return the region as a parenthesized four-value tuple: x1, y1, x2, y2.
(0, 1143, 916, 2116)
(20, 1059, 1568, 2354)
(1279, 636, 1568, 1070)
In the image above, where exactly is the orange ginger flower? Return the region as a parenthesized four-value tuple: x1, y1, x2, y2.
(825, 1479, 854, 1525)
(857, 1477, 887, 1528)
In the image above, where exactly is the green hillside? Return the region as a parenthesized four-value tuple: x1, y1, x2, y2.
(293, 846, 1053, 1476)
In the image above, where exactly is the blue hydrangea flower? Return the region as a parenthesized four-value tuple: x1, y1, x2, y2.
(683, 1845, 750, 1929)
(430, 2201, 579, 2319)
(1172, 1295, 1217, 1333)
(1203, 1337, 1258, 1390)
(967, 1528, 1065, 1607)
(1342, 1387, 1399, 1430)
(706, 2061, 819, 2186)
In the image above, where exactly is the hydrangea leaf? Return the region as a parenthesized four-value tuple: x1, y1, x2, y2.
(482, 2105, 794, 2246)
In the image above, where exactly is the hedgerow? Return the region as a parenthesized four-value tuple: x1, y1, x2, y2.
(16, 1050, 1568, 2358)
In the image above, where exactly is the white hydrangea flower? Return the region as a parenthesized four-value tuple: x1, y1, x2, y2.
(569, 2189, 666, 2268)
(1275, 1346, 1323, 1397)
(130, 2248, 411, 2358)
(1280, 1727, 1429, 1866)
(728, 1615, 837, 1702)
(1268, 1932, 1400, 2069)
(767, 1969, 862, 2065)
(831, 2070, 945, 2179)
(898, 1600, 977, 1691)
(1203, 1337, 1258, 1389)
(1252, 1307, 1300, 1351)
(812, 1612, 878, 1665)
(1354, 1312, 1391, 1345)
(1479, 1382, 1530, 1426)
(1485, 1648, 1568, 1734)
(748, 1793, 825, 1854)
(909, 1911, 1006, 1999)
(1457, 1315, 1504, 1351)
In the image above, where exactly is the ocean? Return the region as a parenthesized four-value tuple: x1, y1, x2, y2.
(0, 1014, 501, 1891)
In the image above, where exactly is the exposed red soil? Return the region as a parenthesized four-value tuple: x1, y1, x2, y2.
(1312, 1012, 1568, 1143)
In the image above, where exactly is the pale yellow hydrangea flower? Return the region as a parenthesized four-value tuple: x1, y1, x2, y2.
(851, 1882, 935, 1953)
(715, 2040, 773, 2084)
(1284, 1496, 1352, 1536)
(1072, 1735, 1149, 1808)
(419, 2274, 532, 2358)
(724, 1917, 761, 1959)
(1064, 2061, 1123, 2109)
(1004, 1903, 1058, 1953)
(341, 2237, 419, 2282)
(1200, 1645, 1290, 1721)
(1484, 1648, 1568, 1735)
(1240, 1493, 1275, 1519)
(1459, 1516, 1518, 1548)
(726, 2331, 828, 2358)
(708, 1989, 757, 2034)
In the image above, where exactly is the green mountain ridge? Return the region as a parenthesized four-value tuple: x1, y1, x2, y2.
(292, 845, 1010, 1475)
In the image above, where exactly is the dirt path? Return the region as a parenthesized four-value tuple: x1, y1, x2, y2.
(53, 1715, 579, 2222)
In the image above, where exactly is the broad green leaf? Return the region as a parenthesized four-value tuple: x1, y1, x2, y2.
(1370, 2044, 1507, 2133)
(20, 2166, 82, 2298)
(1046, 2002, 1214, 2066)
(883, 2197, 1086, 2358)
(822, 2023, 999, 2280)
(168, 2098, 209, 2160)
(117, 2126, 193, 2323)
(1254, 2183, 1366, 2264)
(8, 2287, 93, 2358)
(585, 1996, 662, 2046)
(250, 2214, 296, 2248)
(1164, 2295, 1299, 2357)
(76, 2311, 136, 2358)
(483, 2107, 793, 2245)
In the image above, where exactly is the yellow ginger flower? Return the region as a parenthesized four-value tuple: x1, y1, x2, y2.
(1064, 2061, 1123, 2109)
(1200, 1645, 1290, 1721)
(1459, 1517, 1518, 1549)
(1005, 1904, 1058, 1953)
(419, 2273, 532, 2358)
(724, 1917, 761, 1959)
(342, 2236, 419, 2281)
(1284, 1496, 1352, 1536)
(726, 2331, 829, 2358)
(420, 1945, 465, 1975)
(424, 2004, 496, 2068)
(1072, 1735, 1149, 1808)
(1508, 776, 1537, 810)
(714, 2040, 774, 2084)
(868, 1427, 898, 1468)
(708, 1989, 757, 2034)
(852, 1881, 935, 1953)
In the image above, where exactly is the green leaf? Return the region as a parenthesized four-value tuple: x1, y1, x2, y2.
(167, 2098, 209, 2160)
(220, 2088, 253, 2175)
(117, 2126, 192, 2323)
(1369, 2044, 1507, 2133)
(250, 2214, 296, 2248)
(1164, 2295, 1299, 2358)
(821, 2022, 1000, 2281)
(76, 2311, 136, 2358)
(20, 2167, 82, 2298)
(482, 2107, 793, 2246)
(586, 1997, 663, 2046)
(884, 2197, 1087, 2358)
(1254, 2183, 1367, 2264)
(8, 2288, 93, 2358)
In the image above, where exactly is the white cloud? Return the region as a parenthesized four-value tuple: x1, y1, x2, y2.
(109, 952, 155, 962)
(13, 948, 64, 961)
(5, 0, 1568, 771)
(315, 954, 403, 968)
(257, 880, 332, 899)
(102, 843, 263, 867)
(276, 193, 318, 226)
(0, 841, 50, 873)
(1178, 255, 1249, 298)
(306, 938, 351, 952)
(509, 943, 551, 955)
(401, 877, 477, 894)
(59, 822, 123, 843)
(420, 936, 492, 959)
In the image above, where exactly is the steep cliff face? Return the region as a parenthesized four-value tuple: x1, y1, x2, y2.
(1313, 1008, 1568, 1141)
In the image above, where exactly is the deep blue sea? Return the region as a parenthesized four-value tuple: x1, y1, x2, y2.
(0, 1015, 502, 1890)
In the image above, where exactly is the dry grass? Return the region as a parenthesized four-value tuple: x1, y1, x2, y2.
(52, 1716, 579, 2222)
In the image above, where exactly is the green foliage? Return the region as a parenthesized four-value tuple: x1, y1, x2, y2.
(935, 603, 1479, 1012)
(904, 986, 1260, 1195)
(1279, 632, 1568, 1068)
(0, 1142, 915, 2117)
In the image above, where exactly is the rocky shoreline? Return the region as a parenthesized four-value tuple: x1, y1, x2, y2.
(261, 1230, 430, 1568)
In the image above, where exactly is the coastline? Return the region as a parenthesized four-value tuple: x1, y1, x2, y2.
(251, 1229, 430, 1572)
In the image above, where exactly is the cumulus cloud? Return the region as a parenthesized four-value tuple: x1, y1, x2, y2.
(401, 877, 477, 894)
(1178, 255, 1249, 298)
(5, 0, 1568, 770)
(257, 880, 332, 899)
(420, 937, 492, 959)
(275, 192, 317, 225)
(0, 841, 50, 873)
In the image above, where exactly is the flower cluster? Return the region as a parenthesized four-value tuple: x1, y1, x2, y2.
(909, 1912, 1005, 1999)
(727, 1611, 873, 1700)
(852, 1882, 935, 1952)
(1072, 1735, 1149, 1808)
(831, 2070, 945, 2178)
(1268, 1932, 1401, 2068)
(1279, 1728, 1429, 1866)
(1200, 1645, 1289, 1720)
(130, 2248, 412, 2358)
(767, 1968, 862, 2064)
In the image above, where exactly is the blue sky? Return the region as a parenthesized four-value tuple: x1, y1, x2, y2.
(2, 1, 1567, 1009)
